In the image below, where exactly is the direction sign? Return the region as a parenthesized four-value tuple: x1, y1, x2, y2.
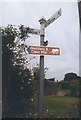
(27, 46, 60, 55)
(45, 8, 61, 28)
(27, 27, 40, 35)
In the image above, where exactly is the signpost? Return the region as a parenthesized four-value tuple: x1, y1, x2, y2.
(38, 18, 46, 118)
(45, 8, 61, 28)
(27, 27, 40, 35)
(27, 46, 60, 55)
(24, 8, 62, 118)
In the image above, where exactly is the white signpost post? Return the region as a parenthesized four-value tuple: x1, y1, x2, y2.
(25, 8, 62, 118)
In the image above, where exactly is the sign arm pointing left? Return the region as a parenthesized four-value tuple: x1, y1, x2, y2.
(27, 27, 40, 35)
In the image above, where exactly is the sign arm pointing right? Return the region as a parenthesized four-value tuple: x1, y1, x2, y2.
(45, 8, 62, 28)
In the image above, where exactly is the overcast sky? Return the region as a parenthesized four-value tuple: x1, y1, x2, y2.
(1, 1, 80, 80)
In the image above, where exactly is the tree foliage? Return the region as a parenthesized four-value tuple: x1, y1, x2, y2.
(64, 73, 79, 81)
(61, 73, 80, 97)
(2, 25, 35, 118)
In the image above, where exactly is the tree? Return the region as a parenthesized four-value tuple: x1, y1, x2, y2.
(61, 73, 80, 97)
(2, 25, 35, 118)
(64, 73, 79, 81)
(69, 80, 79, 97)
(61, 81, 70, 89)
(6, 65, 35, 117)
(2, 25, 17, 117)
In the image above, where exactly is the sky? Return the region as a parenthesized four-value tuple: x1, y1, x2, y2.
(1, 1, 80, 80)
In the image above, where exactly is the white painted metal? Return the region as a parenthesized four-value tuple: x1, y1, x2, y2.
(27, 27, 40, 35)
(45, 8, 61, 28)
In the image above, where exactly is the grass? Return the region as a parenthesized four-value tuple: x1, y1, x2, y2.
(33, 96, 79, 118)
(44, 96, 79, 118)
(44, 96, 78, 108)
